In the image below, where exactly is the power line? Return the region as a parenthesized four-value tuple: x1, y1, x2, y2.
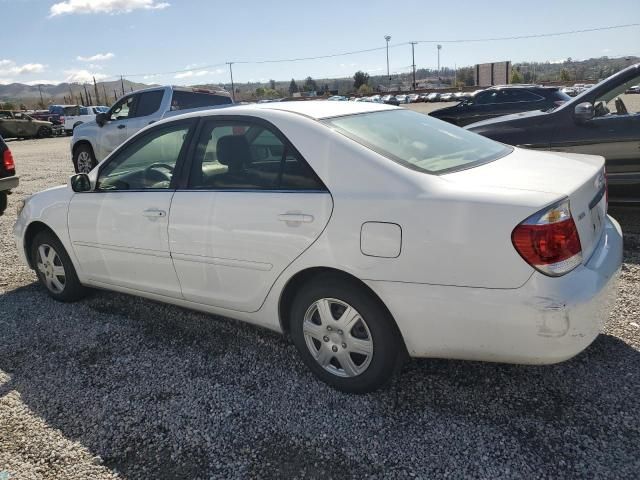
(415, 23, 640, 44)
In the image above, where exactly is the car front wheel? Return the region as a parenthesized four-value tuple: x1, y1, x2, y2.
(290, 275, 405, 393)
(31, 230, 87, 302)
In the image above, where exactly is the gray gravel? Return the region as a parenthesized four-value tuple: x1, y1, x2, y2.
(1, 136, 639, 479)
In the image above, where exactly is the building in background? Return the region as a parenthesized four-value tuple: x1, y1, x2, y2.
(475, 61, 511, 86)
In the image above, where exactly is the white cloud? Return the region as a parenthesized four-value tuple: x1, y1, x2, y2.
(25, 80, 63, 85)
(0, 60, 46, 76)
(174, 68, 224, 80)
(77, 52, 115, 62)
(50, 0, 170, 16)
(64, 69, 108, 83)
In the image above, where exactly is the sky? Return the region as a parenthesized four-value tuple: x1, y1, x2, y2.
(1, 0, 639, 86)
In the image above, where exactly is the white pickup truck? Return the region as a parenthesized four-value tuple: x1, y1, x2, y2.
(64, 105, 109, 135)
(71, 86, 233, 173)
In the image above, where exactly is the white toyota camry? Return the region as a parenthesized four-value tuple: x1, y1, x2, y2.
(14, 101, 623, 393)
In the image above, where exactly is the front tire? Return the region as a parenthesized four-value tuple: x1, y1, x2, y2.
(31, 231, 87, 302)
(73, 144, 97, 173)
(290, 275, 405, 393)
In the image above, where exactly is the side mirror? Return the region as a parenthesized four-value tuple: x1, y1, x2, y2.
(95, 112, 107, 127)
(574, 102, 594, 124)
(70, 173, 92, 192)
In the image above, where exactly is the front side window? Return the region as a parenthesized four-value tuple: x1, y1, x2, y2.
(97, 122, 192, 190)
(324, 109, 511, 174)
(109, 96, 135, 121)
(135, 90, 164, 117)
(189, 120, 324, 190)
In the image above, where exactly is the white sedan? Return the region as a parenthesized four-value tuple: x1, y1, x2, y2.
(14, 101, 622, 393)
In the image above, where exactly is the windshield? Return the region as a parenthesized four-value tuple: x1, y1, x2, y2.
(323, 110, 512, 174)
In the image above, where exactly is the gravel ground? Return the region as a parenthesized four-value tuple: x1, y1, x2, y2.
(1, 137, 639, 479)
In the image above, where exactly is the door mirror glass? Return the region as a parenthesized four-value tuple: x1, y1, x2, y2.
(574, 102, 594, 124)
(71, 173, 92, 192)
(95, 112, 107, 126)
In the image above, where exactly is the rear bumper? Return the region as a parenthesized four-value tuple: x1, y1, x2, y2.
(0, 175, 19, 190)
(366, 215, 623, 364)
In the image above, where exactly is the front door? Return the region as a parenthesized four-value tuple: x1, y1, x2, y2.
(68, 119, 196, 297)
(96, 94, 136, 160)
(169, 117, 333, 312)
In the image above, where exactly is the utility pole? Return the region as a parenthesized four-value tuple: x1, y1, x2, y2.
(38, 85, 44, 108)
(93, 76, 100, 105)
(226, 62, 235, 101)
(410, 41, 417, 91)
(437, 44, 442, 85)
(120, 75, 125, 96)
(385, 35, 391, 91)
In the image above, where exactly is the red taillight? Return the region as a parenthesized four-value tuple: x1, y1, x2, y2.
(511, 199, 582, 276)
(2, 148, 15, 173)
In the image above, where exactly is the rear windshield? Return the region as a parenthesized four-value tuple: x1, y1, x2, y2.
(64, 106, 80, 115)
(322, 109, 511, 174)
(170, 91, 233, 111)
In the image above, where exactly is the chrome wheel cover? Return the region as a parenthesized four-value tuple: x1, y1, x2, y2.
(303, 298, 374, 378)
(77, 151, 93, 173)
(36, 244, 66, 294)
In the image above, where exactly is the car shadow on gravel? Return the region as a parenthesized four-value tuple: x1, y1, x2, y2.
(1, 283, 639, 479)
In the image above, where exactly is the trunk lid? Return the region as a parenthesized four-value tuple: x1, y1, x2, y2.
(442, 147, 607, 263)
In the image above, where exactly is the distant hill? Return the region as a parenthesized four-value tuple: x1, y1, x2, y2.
(0, 79, 152, 108)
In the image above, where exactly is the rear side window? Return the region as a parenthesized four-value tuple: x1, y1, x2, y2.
(189, 120, 324, 191)
(170, 91, 233, 111)
(134, 90, 164, 117)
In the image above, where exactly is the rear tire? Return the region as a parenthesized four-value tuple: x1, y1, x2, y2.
(290, 274, 405, 393)
(36, 126, 52, 138)
(73, 144, 97, 173)
(31, 230, 88, 302)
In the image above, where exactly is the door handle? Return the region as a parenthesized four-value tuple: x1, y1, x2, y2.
(142, 208, 166, 218)
(117, 124, 125, 129)
(278, 213, 314, 224)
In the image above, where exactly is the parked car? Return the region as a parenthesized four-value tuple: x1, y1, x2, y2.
(63, 105, 109, 134)
(327, 95, 347, 101)
(426, 92, 441, 102)
(0, 111, 53, 139)
(625, 85, 640, 94)
(71, 85, 233, 173)
(439, 93, 455, 102)
(407, 94, 420, 103)
(430, 86, 570, 127)
(467, 63, 640, 203)
(395, 94, 409, 104)
(383, 95, 400, 106)
(0, 134, 18, 216)
(15, 102, 622, 392)
(561, 86, 577, 97)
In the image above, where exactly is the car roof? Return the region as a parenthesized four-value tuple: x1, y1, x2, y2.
(227, 100, 394, 120)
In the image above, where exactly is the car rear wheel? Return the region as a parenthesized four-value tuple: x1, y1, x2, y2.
(31, 231, 87, 302)
(73, 144, 97, 173)
(36, 126, 52, 138)
(290, 275, 405, 393)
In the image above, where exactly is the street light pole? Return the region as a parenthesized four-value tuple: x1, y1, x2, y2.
(385, 35, 391, 91)
(226, 62, 235, 101)
(410, 41, 417, 91)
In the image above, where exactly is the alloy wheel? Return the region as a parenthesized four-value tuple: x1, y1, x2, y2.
(36, 243, 66, 294)
(77, 151, 93, 173)
(302, 298, 374, 378)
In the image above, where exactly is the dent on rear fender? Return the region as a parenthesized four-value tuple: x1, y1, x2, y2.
(532, 296, 570, 337)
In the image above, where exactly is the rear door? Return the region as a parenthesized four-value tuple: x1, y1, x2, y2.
(168, 116, 333, 312)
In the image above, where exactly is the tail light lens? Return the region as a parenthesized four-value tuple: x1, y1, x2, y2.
(2, 148, 15, 173)
(511, 199, 582, 277)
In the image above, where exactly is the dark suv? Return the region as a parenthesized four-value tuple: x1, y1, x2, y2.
(0, 134, 18, 215)
(429, 85, 570, 126)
